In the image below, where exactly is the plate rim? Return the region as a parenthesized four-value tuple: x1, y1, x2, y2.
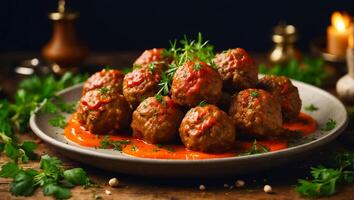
(30, 80, 348, 164)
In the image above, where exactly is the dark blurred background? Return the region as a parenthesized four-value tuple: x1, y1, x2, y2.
(0, 0, 353, 52)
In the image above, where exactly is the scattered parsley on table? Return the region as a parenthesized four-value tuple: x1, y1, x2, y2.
(296, 151, 354, 198)
(0, 155, 93, 199)
(0, 72, 91, 199)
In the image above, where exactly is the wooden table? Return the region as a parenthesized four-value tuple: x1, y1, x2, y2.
(0, 52, 353, 200)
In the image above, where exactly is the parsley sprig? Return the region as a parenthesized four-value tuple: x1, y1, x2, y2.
(0, 72, 87, 164)
(296, 151, 354, 198)
(259, 58, 328, 87)
(322, 119, 336, 131)
(240, 140, 270, 156)
(0, 72, 89, 198)
(199, 100, 208, 107)
(0, 155, 92, 199)
(156, 144, 176, 152)
(304, 104, 318, 112)
(99, 136, 130, 152)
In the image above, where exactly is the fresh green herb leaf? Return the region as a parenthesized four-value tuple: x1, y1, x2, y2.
(0, 162, 20, 178)
(98, 136, 130, 152)
(99, 136, 111, 149)
(155, 144, 176, 152)
(0, 72, 91, 199)
(155, 94, 163, 102)
(0, 72, 86, 163)
(111, 140, 130, 152)
(121, 67, 133, 74)
(250, 91, 259, 98)
(99, 87, 110, 95)
(296, 151, 354, 198)
(156, 72, 170, 97)
(148, 62, 157, 72)
(165, 147, 176, 152)
(42, 183, 71, 199)
(49, 115, 67, 129)
(4, 143, 21, 162)
(104, 65, 112, 70)
(0, 132, 37, 163)
(2, 154, 93, 199)
(54, 97, 77, 113)
(305, 104, 318, 112)
(322, 119, 336, 131)
(131, 144, 138, 152)
(199, 100, 208, 107)
(20, 141, 38, 161)
(193, 62, 202, 70)
(10, 170, 38, 196)
(63, 168, 89, 186)
(42, 100, 58, 114)
(240, 140, 269, 156)
(259, 58, 327, 87)
(156, 33, 215, 97)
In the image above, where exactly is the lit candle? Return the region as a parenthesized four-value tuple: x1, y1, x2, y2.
(327, 12, 351, 57)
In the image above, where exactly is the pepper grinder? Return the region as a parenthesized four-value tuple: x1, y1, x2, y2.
(42, 0, 88, 74)
(336, 24, 354, 104)
(269, 23, 302, 64)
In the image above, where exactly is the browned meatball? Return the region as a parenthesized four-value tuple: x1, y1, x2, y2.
(131, 96, 184, 144)
(82, 69, 124, 95)
(77, 86, 132, 134)
(258, 75, 301, 121)
(214, 48, 258, 91)
(123, 66, 161, 108)
(133, 48, 171, 70)
(171, 61, 222, 107)
(229, 89, 283, 138)
(179, 105, 236, 153)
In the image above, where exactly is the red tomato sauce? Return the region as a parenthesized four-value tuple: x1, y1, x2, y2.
(283, 112, 317, 136)
(64, 112, 317, 160)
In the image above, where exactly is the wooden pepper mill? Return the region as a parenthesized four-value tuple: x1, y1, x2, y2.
(42, 0, 88, 74)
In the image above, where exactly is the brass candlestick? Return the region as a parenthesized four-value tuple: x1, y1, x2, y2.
(269, 24, 302, 64)
(42, 0, 88, 74)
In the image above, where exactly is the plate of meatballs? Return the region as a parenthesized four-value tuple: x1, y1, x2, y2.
(30, 38, 348, 177)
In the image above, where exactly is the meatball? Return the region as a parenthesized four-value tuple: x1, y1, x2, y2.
(229, 89, 283, 138)
(179, 105, 236, 153)
(123, 66, 161, 108)
(133, 48, 170, 70)
(131, 96, 184, 144)
(82, 69, 124, 95)
(171, 61, 222, 107)
(258, 75, 301, 121)
(214, 48, 258, 91)
(77, 86, 132, 134)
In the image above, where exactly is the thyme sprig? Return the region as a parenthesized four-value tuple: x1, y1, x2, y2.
(156, 33, 215, 98)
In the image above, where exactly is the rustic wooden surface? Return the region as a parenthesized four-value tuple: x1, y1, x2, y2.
(0, 52, 354, 200)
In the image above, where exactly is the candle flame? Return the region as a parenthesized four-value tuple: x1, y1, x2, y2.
(331, 12, 350, 33)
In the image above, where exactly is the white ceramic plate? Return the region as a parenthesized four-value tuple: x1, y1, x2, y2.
(30, 80, 348, 177)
